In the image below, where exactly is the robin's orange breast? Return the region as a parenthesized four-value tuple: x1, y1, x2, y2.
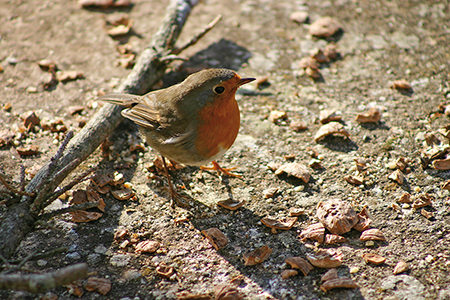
(194, 93, 240, 161)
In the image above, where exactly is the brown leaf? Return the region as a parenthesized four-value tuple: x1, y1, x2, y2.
(388, 169, 405, 185)
(274, 163, 310, 183)
(285, 257, 314, 276)
(393, 261, 409, 274)
(243, 245, 272, 266)
(316, 199, 358, 235)
(353, 207, 372, 232)
(321, 268, 338, 282)
(214, 284, 243, 300)
(412, 194, 433, 208)
(299, 223, 325, 243)
(320, 278, 357, 292)
(111, 188, 135, 200)
(84, 277, 111, 295)
(261, 217, 297, 230)
(114, 227, 129, 241)
(362, 253, 386, 265)
(421, 209, 434, 219)
(135, 240, 160, 253)
(355, 107, 381, 123)
(201, 228, 228, 250)
(314, 122, 350, 142)
(16, 145, 39, 156)
(281, 269, 298, 279)
(217, 199, 245, 210)
(306, 249, 343, 268)
(390, 79, 412, 90)
(344, 174, 364, 185)
(398, 192, 412, 203)
(432, 158, 450, 170)
(360, 228, 386, 241)
(309, 17, 343, 38)
(21, 111, 40, 129)
(56, 70, 84, 82)
(324, 234, 348, 244)
(156, 262, 174, 278)
(319, 109, 341, 124)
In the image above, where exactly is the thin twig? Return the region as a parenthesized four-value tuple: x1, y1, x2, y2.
(14, 250, 38, 273)
(172, 14, 222, 55)
(9, 247, 68, 265)
(40, 201, 100, 220)
(0, 173, 34, 197)
(41, 166, 97, 210)
(0, 253, 12, 270)
(19, 166, 26, 192)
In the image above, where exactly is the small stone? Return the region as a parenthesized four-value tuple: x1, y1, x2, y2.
(290, 11, 309, 24)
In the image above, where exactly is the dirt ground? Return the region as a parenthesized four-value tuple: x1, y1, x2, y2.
(1, 0, 450, 299)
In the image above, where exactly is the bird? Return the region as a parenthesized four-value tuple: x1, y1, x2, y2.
(97, 68, 255, 207)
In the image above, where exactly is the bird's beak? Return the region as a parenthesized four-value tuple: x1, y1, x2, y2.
(238, 77, 256, 86)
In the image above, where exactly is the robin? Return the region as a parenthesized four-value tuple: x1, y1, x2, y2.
(98, 68, 255, 207)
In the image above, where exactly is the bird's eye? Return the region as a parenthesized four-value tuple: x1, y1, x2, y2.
(214, 86, 225, 94)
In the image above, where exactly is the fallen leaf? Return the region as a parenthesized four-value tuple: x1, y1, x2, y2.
(320, 277, 357, 292)
(70, 210, 103, 222)
(243, 245, 272, 266)
(314, 122, 350, 142)
(135, 240, 160, 253)
(261, 217, 297, 230)
(299, 222, 325, 243)
(316, 199, 358, 235)
(319, 109, 341, 124)
(84, 277, 111, 295)
(217, 199, 245, 210)
(274, 163, 310, 183)
(360, 228, 386, 241)
(16, 145, 39, 156)
(390, 79, 412, 90)
(353, 207, 372, 232)
(281, 269, 298, 279)
(285, 257, 314, 276)
(201, 228, 228, 250)
(393, 261, 409, 275)
(309, 17, 343, 38)
(355, 107, 381, 123)
(362, 253, 386, 265)
(306, 249, 343, 268)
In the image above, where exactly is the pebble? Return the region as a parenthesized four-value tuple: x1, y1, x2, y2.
(110, 254, 131, 267)
(87, 253, 101, 265)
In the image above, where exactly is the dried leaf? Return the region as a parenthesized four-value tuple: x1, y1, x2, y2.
(84, 277, 111, 295)
(412, 194, 433, 208)
(355, 107, 381, 123)
(324, 234, 348, 244)
(309, 17, 343, 38)
(289, 207, 304, 216)
(217, 199, 245, 210)
(316, 199, 358, 235)
(285, 257, 314, 276)
(135, 240, 160, 253)
(362, 253, 386, 265)
(321, 268, 338, 282)
(261, 217, 297, 230)
(320, 278, 357, 292)
(421, 209, 434, 219)
(111, 188, 135, 200)
(156, 262, 174, 278)
(353, 207, 372, 232)
(281, 269, 298, 279)
(274, 163, 310, 183)
(243, 245, 272, 266)
(393, 261, 409, 274)
(214, 284, 243, 300)
(360, 228, 386, 241)
(201, 228, 228, 250)
(299, 223, 325, 243)
(388, 169, 404, 185)
(398, 192, 412, 203)
(314, 122, 350, 142)
(432, 158, 450, 170)
(390, 79, 412, 90)
(56, 70, 84, 82)
(16, 145, 39, 156)
(319, 109, 341, 124)
(306, 249, 343, 268)
(344, 174, 364, 185)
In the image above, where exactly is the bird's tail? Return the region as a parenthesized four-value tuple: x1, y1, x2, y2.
(96, 93, 140, 108)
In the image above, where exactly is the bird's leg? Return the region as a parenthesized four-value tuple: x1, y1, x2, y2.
(200, 161, 242, 178)
(161, 156, 189, 208)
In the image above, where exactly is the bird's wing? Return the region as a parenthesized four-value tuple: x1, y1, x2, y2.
(98, 91, 191, 142)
